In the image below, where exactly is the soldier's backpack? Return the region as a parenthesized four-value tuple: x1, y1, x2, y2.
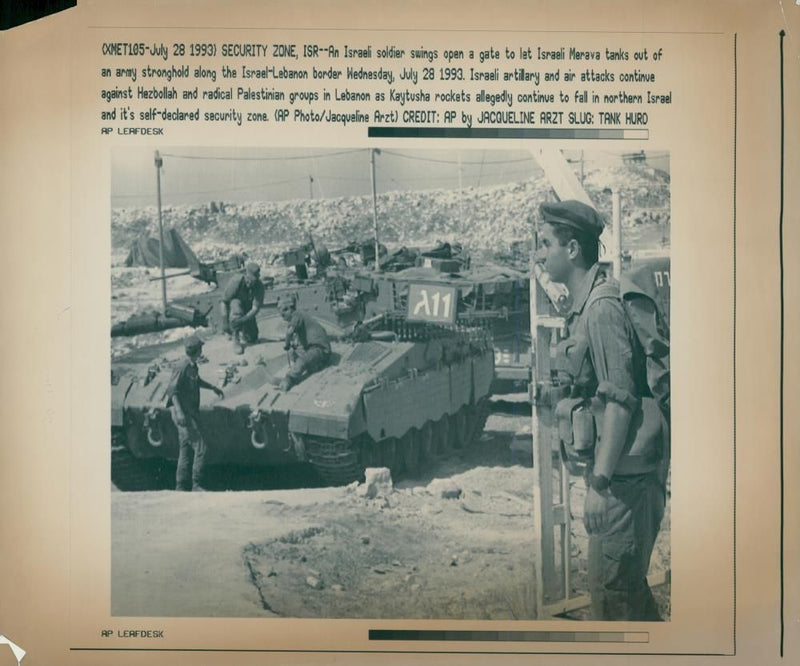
(597, 268, 670, 419)
(556, 264, 670, 477)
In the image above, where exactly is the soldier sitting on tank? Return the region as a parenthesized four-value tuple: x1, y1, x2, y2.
(220, 262, 265, 354)
(278, 297, 331, 391)
(166, 335, 224, 492)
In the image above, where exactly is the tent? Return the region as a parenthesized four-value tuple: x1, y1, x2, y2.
(124, 227, 201, 274)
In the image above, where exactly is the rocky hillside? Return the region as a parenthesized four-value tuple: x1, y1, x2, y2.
(111, 164, 670, 260)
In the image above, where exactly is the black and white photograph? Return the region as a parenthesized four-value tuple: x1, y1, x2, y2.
(109, 146, 671, 621)
(7, 0, 798, 662)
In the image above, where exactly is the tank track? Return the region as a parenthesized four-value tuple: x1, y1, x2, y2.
(111, 428, 175, 491)
(303, 434, 364, 486)
(303, 397, 492, 486)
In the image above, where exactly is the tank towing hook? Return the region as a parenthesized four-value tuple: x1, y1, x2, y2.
(144, 408, 165, 447)
(248, 409, 269, 450)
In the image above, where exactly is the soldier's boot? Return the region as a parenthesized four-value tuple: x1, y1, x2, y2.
(232, 331, 245, 355)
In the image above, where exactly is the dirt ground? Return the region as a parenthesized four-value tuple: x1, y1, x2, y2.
(111, 398, 670, 620)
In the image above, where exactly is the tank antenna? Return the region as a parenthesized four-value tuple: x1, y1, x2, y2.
(370, 148, 381, 271)
(154, 150, 167, 315)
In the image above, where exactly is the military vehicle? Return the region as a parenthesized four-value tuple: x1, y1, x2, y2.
(167, 237, 362, 335)
(344, 256, 531, 389)
(111, 272, 494, 489)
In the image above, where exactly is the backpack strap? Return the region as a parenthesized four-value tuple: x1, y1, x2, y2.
(584, 272, 671, 419)
(584, 275, 622, 309)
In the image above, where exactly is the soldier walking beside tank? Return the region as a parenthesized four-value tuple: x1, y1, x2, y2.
(221, 262, 265, 354)
(278, 297, 331, 391)
(536, 200, 669, 621)
(166, 335, 224, 491)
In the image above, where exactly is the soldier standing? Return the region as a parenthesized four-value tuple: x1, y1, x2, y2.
(536, 200, 668, 621)
(166, 335, 224, 491)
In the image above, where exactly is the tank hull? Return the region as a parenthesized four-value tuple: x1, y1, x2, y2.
(112, 311, 493, 487)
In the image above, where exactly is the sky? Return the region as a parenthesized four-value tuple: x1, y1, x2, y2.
(111, 147, 669, 208)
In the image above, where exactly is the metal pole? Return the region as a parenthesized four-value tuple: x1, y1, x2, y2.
(309, 175, 314, 199)
(155, 150, 167, 315)
(148, 269, 192, 282)
(458, 152, 463, 228)
(529, 241, 545, 617)
(370, 148, 381, 271)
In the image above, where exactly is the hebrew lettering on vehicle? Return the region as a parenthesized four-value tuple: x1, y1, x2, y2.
(407, 284, 457, 324)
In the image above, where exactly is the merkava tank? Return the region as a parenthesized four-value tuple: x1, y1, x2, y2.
(349, 241, 532, 388)
(111, 265, 495, 489)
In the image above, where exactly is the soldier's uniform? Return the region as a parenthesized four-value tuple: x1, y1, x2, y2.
(281, 306, 331, 390)
(222, 263, 265, 344)
(166, 338, 207, 491)
(562, 264, 666, 620)
(543, 200, 668, 621)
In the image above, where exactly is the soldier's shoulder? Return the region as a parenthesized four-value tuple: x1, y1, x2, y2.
(222, 273, 243, 299)
(588, 272, 621, 303)
(168, 357, 190, 381)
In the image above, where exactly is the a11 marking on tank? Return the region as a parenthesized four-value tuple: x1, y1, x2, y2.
(111, 279, 494, 489)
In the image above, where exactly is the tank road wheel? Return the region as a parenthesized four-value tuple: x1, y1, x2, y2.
(419, 421, 435, 463)
(435, 415, 451, 455)
(451, 408, 469, 449)
(400, 429, 421, 478)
